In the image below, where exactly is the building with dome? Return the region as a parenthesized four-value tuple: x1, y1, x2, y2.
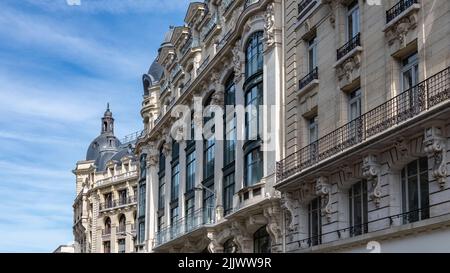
(72, 105, 143, 253)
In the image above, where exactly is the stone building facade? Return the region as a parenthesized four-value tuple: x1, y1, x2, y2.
(135, 0, 285, 253)
(73, 106, 141, 253)
(276, 0, 450, 252)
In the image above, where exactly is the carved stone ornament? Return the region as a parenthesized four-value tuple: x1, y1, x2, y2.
(264, 3, 275, 50)
(315, 176, 332, 222)
(362, 154, 381, 207)
(263, 205, 282, 247)
(424, 127, 448, 189)
(232, 40, 242, 83)
(280, 191, 299, 231)
(162, 134, 172, 156)
(147, 144, 159, 167)
(385, 13, 418, 47)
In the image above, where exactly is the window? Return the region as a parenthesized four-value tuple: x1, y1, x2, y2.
(118, 239, 125, 253)
(158, 146, 166, 210)
(104, 193, 113, 209)
(103, 241, 111, 253)
(347, 1, 360, 40)
(224, 76, 236, 166)
(223, 173, 235, 215)
(188, 111, 196, 145)
(118, 189, 127, 206)
(223, 238, 237, 253)
(203, 184, 215, 224)
(138, 183, 146, 217)
(308, 36, 318, 72)
(140, 154, 147, 180)
(171, 141, 180, 201)
(253, 226, 271, 253)
(204, 135, 215, 180)
(133, 186, 137, 199)
(401, 52, 419, 91)
(186, 150, 196, 192)
(170, 206, 179, 238)
(157, 215, 164, 232)
(308, 115, 318, 144)
(245, 31, 264, 79)
(308, 197, 322, 246)
(349, 181, 368, 237)
(118, 214, 126, 233)
(245, 83, 263, 141)
(104, 217, 111, 235)
(349, 89, 361, 121)
(244, 148, 263, 187)
(185, 197, 195, 231)
(402, 157, 429, 224)
(138, 221, 145, 244)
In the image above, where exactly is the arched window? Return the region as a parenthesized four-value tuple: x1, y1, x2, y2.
(402, 157, 429, 223)
(118, 214, 126, 233)
(245, 31, 264, 79)
(104, 217, 111, 235)
(223, 74, 236, 216)
(223, 238, 237, 253)
(253, 226, 271, 253)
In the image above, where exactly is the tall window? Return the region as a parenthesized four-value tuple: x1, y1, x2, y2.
(245, 148, 263, 187)
(308, 36, 318, 72)
(349, 181, 368, 237)
(309, 115, 318, 144)
(171, 141, 180, 201)
(349, 89, 361, 121)
(253, 226, 271, 253)
(170, 206, 179, 237)
(118, 239, 125, 253)
(158, 146, 166, 210)
(138, 221, 145, 244)
(245, 83, 263, 140)
(138, 183, 145, 217)
(140, 154, 147, 180)
(186, 150, 196, 192)
(347, 1, 360, 40)
(402, 157, 429, 224)
(204, 95, 215, 182)
(308, 197, 322, 246)
(245, 31, 264, 78)
(104, 192, 113, 209)
(401, 52, 419, 91)
(118, 189, 127, 206)
(103, 241, 111, 253)
(224, 75, 236, 216)
(203, 184, 215, 224)
(104, 217, 111, 235)
(118, 214, 126, 233)
(185, 197, 195, 231)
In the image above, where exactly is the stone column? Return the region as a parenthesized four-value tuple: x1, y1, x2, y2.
(145, 144, 159, 252)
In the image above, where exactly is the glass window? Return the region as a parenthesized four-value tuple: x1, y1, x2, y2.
(138, 221, 145, 244)
(104, 192, 113, 209)
(245, 83, 263, 140)
(203, 184, 215, 224)
(138, 183, 146, 217)
(158, 146, 166, 210)
(347, 1, 360, 40)
(308, 197, 322, 246)
(118, 189, 127, 206)
(118, 214, 126, 233)
(157, 215, 164, 232)
(185, 197, 195, 232)
(349, 89, 361, 121)
(349, 181, 368, 237)
(253, 226, 271, 253)
(170, 206, 179, 238)
(308, 36, 318, 72)
(245, 31, 264, 79)
(401, 52, 419, 91)
(224, 77, 236, 166)
(118, 239, 125, 253)
(402, 157, 429, 224)
(140, 154, 147, 180)
(223, 173, 235, 215)
(309, 116, 318, 144)
(104, 217, 111, 234)
(171, 163, 180, 201)
(103, 241, 111, 253)
(186, 150, 196, 192)
(245, 148, 263, 187)
(204, 135, 215, 180)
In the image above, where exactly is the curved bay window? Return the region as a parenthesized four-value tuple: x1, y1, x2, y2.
(244, 31, 264, 188)
(223, 75, 236, 215)
(253, 226, 271, 253)
(402, 157, 429, 224)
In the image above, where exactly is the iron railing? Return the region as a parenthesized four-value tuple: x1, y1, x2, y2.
(299, 67, 319, 90)
(277, 66, 450, 182)
(202, 12, 219, 41)
(95, 170, 138, 187)
(290, 200, 449, 250)
(120, 130, 145, 145)
(386, 0, 418, 24)
(337, 33, 361, 61)
(155, 206, 215, 247)
(99, 196, 137, 211)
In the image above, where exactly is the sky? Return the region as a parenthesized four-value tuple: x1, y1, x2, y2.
(0, 0, 194, 253)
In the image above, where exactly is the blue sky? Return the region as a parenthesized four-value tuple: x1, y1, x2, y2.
(0, 0, 193, 252)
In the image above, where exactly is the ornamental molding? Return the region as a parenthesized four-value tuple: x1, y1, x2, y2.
(263, 204, 282, 246)
(315, 176, 332, 222)
(385, 13, 418, 47)
(336, 53, 362, 90)
(232, 40, 243, 83)
(362, 154, 381, 207)
(264, 2, 275, 50)
(424, 127, 448, 189)
(281, 191, 299, 231)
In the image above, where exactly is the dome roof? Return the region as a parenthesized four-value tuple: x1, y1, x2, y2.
(144, 60, 163, 86)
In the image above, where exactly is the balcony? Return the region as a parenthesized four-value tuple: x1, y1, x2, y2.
(202, 12, 220, 42)
(154, 206, 215, 248)
(99, 196, 137, 212)
(277, 66, 450, 183)
(386, 0, 418, 24)
(95, 170, 138, 188)
(298, 67, 319, 93)
(337, 33, 361, 61)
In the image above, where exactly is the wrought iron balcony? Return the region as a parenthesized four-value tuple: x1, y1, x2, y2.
(386, 0, 418, 24)
(277, 66, 450, 183)
(99, 196, 137, 211)
(299, 67, 319, 90)
(337, 33, 361, 61)
(155, 206, 215, 247)
(95, 170, 138, 187)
